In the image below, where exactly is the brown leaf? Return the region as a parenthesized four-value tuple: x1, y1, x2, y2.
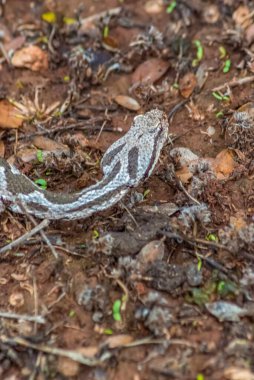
(233, 6, 252, 29)
(132, 58, 169, 85)
(137, 240, 165, 271)
(103, 334, 134, 348)
(57, 357, 80, 378)
(11, 45, 49, 71)
(211, 149, 236, 179)
(0, 140, 5, 157)
(179, 72, 197, 98)
(0, 100, 24, 129)
(32, 136, 70, 155)
(114, 95, 141, 111)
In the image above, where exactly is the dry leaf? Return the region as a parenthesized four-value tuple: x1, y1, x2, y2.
(11, 45, 49, 71)
(57, 356, 80, 378)
(224, 366, 254, 380)
(0, 100, 24, 129)
(103, 334, 134, 348)
(32, 136, 70, 155)
(114, 95, 141, 111)
(0, 140, 5, 157)
(137, 240, 165, 270)
(9, 292, 25, 308)
(212, 149, 236, 179)
(233, 6, 252, 29)
(144, 0, 164, 14)
(179, 72, 197, 98)
(132, 58, 169, 85)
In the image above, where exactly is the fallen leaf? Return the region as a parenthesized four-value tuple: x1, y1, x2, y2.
(0, 140, 5, 157)
(11, 45, 49, 71)
(212, 149, 236, 179)
(233, 6, 252, 29)
(224, 367, 254, 380)
(57, 356, 80, 378)
(179, 72, 197, 98)
(0, 100, 24, 128)
(137, 240, 165, 271)
(114, 95, 141, 111)
(32, 136, 70, 155)
(9, 292, 25, 308)
(144, 0, 164, 14)
(103, 334, 134, 348)
(132, 58, 169, 85)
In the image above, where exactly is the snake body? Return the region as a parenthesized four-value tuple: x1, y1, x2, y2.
(0, 109, 168, 220)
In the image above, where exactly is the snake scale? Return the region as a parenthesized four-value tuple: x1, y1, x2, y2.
(0, 109, 168, 220)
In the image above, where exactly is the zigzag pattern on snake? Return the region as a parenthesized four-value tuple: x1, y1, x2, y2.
(0, 109, 168, 220)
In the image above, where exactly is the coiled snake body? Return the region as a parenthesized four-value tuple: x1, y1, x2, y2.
(0, 109, 168, 220)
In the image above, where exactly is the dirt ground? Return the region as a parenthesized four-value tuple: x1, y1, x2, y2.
(0, 0, 254, 379)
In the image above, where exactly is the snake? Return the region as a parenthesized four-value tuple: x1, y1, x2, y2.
(0, 109, 168, 220)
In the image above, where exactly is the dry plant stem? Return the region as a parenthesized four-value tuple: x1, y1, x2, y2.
(80, 6, 121, 25)
(0, 311, 45, 324)
(177, 180, 200, 205)
(18, 202, 58, 259)
(0, 335, 103, 367)
(0, 219, 49, 254)
(211, 76, 254, 92)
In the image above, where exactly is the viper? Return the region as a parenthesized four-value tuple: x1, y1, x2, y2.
(0, 109, 168, 220)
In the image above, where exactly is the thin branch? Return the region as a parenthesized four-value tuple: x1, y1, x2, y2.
(211, 75, 254, 92)
(0, 219, 49, 254)
(0, 311, 45, 324)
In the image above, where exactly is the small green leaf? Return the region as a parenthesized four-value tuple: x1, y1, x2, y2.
(143, 189, 150, 198)
(68, 309, 76, 318)
(103, 25, 109, 38)
(219, 46, 227, 59)
(197, 256, 202, 271)
(196, 374, 205, 380)
(36, 149, 43, 163)
(112, 299, 122, 321)
(206, 233, 218, 242)
(34, 179, 47, 190)
(215, 111, 224, 118)
(41, 12, 57, 24)
(63, 75, 70, 82)
(63, 17, 77, 25)
(223, 59, 231, 73)
(212, 92, 229, 101)
(103, 328, 113, 335)
(166, 0, 177, 14)
(92, 229, 100, 239)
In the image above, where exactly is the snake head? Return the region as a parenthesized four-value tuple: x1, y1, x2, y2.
(101, 109, 168, 186)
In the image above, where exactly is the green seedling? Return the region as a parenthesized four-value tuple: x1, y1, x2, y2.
(112, 299, 122, 321)
(34, 179, 47, 190)
(192, 40, 203, 66)
(36, 149, 43, 163)
(166, 0, 177, 14)
(223, 59, 231, 73)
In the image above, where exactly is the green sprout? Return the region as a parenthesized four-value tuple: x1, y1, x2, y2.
(92, 229, 100, 239)
(143, 189, 150, 198)
(197, 256, 202, 271)
(103, 328, 113, 335)
(36, 149, 43, 163)
(206, 233, 218, 242)
(41, 12, 57, 24)
(103, 25, 109, 38)
(112, 299, 122, 321)
(215, 111, 224, 118)
(196, 374, 205, 380)
(34, 179, 47, 190)
(223, 59, 231, 73)
(219, 46, 227, 59)
(166, 0, 177, 14)
(68, 309, 76, 318)
(212, 92, 229, 101)
(192, 40, 204, 67)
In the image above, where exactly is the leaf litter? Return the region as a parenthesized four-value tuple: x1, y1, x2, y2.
(0, 1, 254, 379)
